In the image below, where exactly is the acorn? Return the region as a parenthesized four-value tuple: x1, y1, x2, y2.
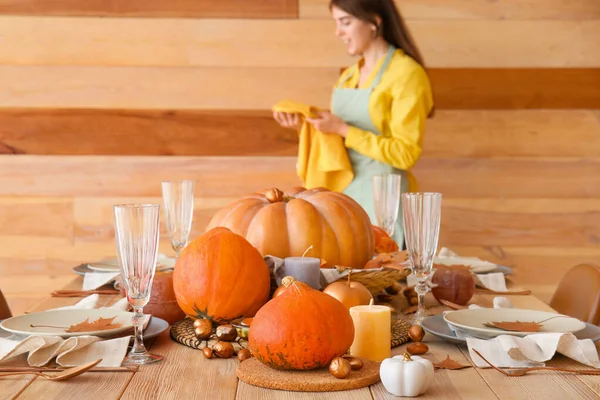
(408, 325, 425, 342)
(212, 341, 235, 359)
(329, 357, 351, 379)
(407, 342, 429, 355)
(216, 325, 238, 342)
(237, 349, 252, 362)
(343, 356, 364, 370)
(202, 347, 213, 359)
(193, 319, 213, 340)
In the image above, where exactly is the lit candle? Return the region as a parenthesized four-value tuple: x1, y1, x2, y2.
(349, 300, 391, 362)
(283, 257, 321, 290)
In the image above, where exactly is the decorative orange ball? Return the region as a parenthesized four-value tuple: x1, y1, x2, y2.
(323, 278, 373, 309)
(206, 187, 375, 269)
(173, 227, 271, 324)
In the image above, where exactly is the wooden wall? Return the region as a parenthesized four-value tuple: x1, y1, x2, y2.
(0, 0, 599, 314)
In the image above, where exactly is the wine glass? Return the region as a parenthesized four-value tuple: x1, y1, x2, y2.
(114, 204, 164, 365)
(402, 192, 442, 325)
(161, 180, 194, 258)
(372, 173, 402, 236)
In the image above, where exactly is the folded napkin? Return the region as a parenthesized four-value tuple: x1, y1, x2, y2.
(265, 255, 395, 290)
(0, 295, 136, 367)
(272, 100, 354, 193)
(467, 333, 600, 369)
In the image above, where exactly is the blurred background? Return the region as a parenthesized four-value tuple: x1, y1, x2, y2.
(0, 0, 598, 314)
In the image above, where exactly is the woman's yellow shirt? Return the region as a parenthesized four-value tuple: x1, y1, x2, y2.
(334, 48, 434, 192)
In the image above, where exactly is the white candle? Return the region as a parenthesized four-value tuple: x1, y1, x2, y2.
(283, 257, 321, 289)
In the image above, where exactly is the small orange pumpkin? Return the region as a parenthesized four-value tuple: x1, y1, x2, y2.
(249, 276, 355, 371)
(373, 225, 399, 253)
(172, 227, 271, 324)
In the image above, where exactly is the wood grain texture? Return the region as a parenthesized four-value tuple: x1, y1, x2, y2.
(0, 0, 298, 18)
(1, 17, 599, 68)
(0, 109, 297, 156)
(0, 67, 596, 110)
(1, 156, 599, 198)
(0, 66, 339, 110)
(430, 68, 600, 109)
(0, 197, 73, 237)
(1, 109, 599, 156)
(301, 0, 600, 20)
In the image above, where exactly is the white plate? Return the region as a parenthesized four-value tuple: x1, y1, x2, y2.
(88, 254, 176, 273)
(0, 309, 134, 338)
(434, 256, 498, 274)
(443, 308, 586, 339)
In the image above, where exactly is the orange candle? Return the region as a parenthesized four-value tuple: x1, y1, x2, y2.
(349, 301, 391, 362)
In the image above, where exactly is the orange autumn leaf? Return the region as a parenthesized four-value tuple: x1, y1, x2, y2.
(373, 225, 399, 253)
(433, 355, 472, 370)
(483, 321, 542, 333)
(66, 316, 122, 333)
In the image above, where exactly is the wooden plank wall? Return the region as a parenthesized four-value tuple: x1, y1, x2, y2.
(0, 0, 599, 314)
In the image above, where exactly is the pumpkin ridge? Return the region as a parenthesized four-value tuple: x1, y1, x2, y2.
(307, 197, 344, 266)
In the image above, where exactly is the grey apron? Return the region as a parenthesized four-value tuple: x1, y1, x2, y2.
(331, 45, 408, 248)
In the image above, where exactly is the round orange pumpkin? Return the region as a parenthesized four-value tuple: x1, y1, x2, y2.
(373, 225, 399, 253)
(206, 187, 375, 269)
(172, 227, 270, 324)
(249, 276, 355, 371)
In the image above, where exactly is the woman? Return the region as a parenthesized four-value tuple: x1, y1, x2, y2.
(273, 0, 434, 248)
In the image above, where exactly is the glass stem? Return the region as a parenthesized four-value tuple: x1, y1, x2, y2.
(415, 280, 427, 319)
(131, 307, 146, 354)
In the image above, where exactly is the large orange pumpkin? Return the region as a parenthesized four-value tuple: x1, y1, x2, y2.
(206, 187, 375, 269)
(249, 276, 355, 371)
(172, 227, 270, 324)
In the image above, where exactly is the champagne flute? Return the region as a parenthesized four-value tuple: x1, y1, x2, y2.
(114, 204, 164, 365)
(161, 180, 194, 258)
(372, 173, 402, 237)
(402, 192, 442, 324)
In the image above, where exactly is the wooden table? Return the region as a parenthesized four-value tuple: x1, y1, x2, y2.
(4, 278, 600, 400)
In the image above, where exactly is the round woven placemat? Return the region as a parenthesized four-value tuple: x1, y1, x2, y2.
(170, 316, 411, 350)
(237, 357, 380, 392)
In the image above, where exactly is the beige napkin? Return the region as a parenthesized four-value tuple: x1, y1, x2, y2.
(467, 333, 600, 369)
(264, 255, 401, 290)
(0, 295, 134, 367)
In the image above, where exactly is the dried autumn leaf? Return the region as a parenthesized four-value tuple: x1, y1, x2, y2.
(483, 321, 542, 333)
(66, 316, 122, 333)
(433, 355, 471, 370)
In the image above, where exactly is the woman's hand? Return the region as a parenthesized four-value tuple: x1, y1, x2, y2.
(306, 112, 350, 137)
(273, 111, 302, 130)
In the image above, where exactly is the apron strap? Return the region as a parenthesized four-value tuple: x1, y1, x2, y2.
(336, 45, 397, 89)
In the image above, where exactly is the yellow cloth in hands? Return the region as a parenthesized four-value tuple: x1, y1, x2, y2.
(272, 100, 354, 192)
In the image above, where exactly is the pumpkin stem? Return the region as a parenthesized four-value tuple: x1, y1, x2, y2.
(403, 352, 413, 362)
(347, 269, 353, 286)
(281, 276, 297, 287)
(265, 188, 284, 203)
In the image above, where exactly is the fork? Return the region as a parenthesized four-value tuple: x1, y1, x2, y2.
(472, 350, 600, 376)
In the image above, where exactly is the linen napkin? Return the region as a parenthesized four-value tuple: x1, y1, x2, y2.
(467, 333, 600, 369)
(264, 255, 403, 289)
(0, 295, 135, 367)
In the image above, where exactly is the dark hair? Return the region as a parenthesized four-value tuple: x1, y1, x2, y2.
(330, 0, 435, 117)
(329, 0, 425, 68)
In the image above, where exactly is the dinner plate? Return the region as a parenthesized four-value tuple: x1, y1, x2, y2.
(0, 316, 169, 342)
(434, 256, 498, 274)
(0, 309, 134, 338)
(422, 314, 600, 345)
(443, 308, 586, 339)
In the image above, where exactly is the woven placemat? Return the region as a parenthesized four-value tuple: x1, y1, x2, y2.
(237, 357, 380, 392)
(170, 316, 411, 350)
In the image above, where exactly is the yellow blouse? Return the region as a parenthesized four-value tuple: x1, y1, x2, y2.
(334, 48, 434, 192)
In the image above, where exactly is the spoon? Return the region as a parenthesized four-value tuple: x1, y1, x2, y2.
(0, 359, 102, 381)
